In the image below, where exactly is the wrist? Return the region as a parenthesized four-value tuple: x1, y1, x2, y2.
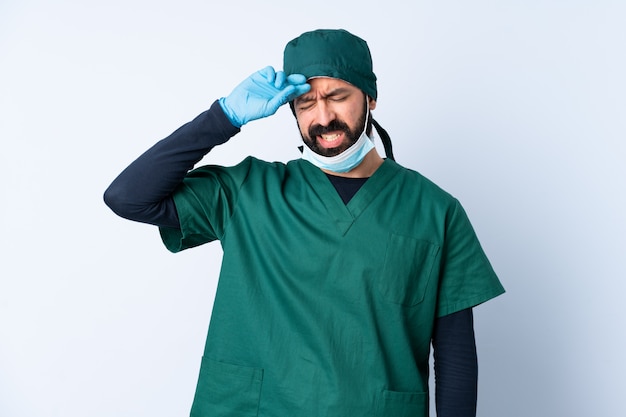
(218, 97, 243, 128)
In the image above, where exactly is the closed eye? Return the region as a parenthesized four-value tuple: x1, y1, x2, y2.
(328, 95, 348, 102)
(296, 101, 314, 112)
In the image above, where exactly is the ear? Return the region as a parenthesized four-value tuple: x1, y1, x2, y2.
(368, 97, 377, 110)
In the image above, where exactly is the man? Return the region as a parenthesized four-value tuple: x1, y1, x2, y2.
(105, 29, 504, 417)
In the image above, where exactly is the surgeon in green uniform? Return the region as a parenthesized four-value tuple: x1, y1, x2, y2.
(105, 29, 505, 417)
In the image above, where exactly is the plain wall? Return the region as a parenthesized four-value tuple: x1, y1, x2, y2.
(1, 1, 624, 416)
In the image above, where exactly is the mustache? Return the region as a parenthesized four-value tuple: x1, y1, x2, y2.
(308, 119, 351, 139)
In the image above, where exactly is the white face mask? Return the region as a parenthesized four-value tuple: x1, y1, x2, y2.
(301, 103, 374, 173)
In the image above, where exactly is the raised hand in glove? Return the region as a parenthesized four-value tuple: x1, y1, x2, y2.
(219, 66, 310, 127)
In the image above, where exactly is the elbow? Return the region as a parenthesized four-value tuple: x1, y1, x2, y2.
(103, 182, 130, 218)
(103, 184, 119, 213)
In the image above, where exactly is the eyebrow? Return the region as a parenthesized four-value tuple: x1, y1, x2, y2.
(295, 87, 353, 104)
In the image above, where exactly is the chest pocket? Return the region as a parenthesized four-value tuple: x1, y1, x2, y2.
(379, 234, 440, 306)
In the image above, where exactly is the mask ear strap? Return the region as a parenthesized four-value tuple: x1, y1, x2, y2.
(372, 119, 395, 161)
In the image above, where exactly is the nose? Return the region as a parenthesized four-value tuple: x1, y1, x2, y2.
(314, 100, 335, 127)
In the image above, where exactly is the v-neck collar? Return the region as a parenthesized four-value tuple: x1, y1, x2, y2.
(296, 159, 400, 235)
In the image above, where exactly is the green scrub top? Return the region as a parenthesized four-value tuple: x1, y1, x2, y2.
(160, 157, 504, 417)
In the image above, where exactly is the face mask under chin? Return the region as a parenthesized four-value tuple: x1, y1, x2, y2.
(301, 103, 374, 173)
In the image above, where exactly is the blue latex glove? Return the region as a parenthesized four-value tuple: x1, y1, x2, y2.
(219, 66, 310, 127)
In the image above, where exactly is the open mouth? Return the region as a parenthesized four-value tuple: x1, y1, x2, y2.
(321, 133, 340, 141)
(317, 131, 344, 148)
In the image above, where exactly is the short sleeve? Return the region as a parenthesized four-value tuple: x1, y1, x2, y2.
(159, 157, 255, 253)
(436, 200, 505, 317)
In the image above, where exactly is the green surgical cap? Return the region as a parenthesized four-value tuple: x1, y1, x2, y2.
(283, 29, 377, 100)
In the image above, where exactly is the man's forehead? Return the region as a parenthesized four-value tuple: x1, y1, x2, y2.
(298, 77, 360, 98)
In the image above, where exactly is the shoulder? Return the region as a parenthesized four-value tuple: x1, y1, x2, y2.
(188, 156, 288, 179)
(385, 159, 458, 207)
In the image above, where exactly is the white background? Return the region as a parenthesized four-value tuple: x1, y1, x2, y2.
(1, 1, 625, 416)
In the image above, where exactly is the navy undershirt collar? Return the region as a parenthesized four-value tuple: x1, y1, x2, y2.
(325, 173, 368, 204)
